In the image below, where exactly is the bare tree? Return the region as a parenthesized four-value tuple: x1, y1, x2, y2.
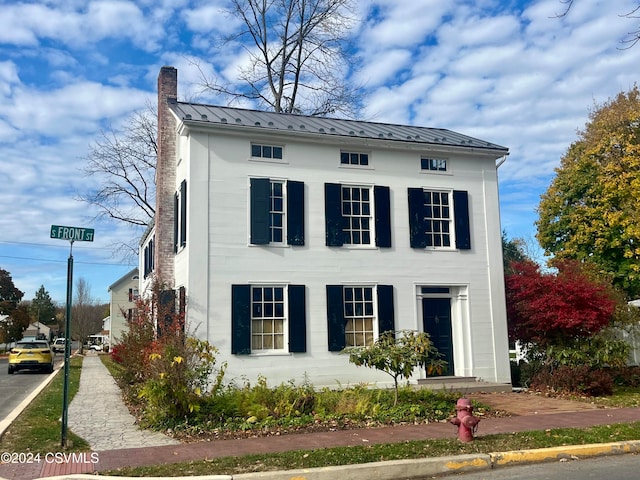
(76, 104, 157, 257)
(199, 0, 362, 117)
(77, 1, 362, 253)
(71, 278, 105, 353)
(555, 0, 640, 48)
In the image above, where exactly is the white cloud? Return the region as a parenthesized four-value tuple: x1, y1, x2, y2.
(0, 61, 19, 95)
(2, 0, 639, 302)
(360, 0, 453, 49)
(0, 1, 166, 51)
(356, 49, 413, 87)
(182, 1, 240, 35)
(4, 80, 149, 138)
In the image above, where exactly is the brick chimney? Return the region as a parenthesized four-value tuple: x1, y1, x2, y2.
(155, 66, 177, 288)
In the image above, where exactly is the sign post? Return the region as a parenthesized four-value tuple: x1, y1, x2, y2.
(50, 225, 94, 447)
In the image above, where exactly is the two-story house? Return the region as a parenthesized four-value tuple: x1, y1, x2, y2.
(108, 268, 139, 346)
(140, 66, 511, 388)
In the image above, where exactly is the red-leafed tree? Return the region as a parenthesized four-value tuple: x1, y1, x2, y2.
(506, 259, 616, 347)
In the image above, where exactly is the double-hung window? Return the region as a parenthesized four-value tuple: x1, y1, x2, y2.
(324, 183, 391, 248)
(251, 286, 286, 351)
(343, 286, 375, 347)
(231, 284, 306, 354)
(408, 188, 471, 250)
(250, 178, 304, 246)
(326, 284, 395, 351)
(342, 186, 371, 245)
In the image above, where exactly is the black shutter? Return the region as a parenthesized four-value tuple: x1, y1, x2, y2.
(288, 285, 306, 352)
(377, 285, 395, 335)
(158, 289, 175, 337)
(408, 188, 427, 248)
(326, 285, 345, 351)
(453, 190, 471, 250)
(374, 186, 392, 247)
(180, 180, 187, 248)
(178, 286, 186, 317)
(325, 183, 344, 246)
(250, 178, 271, 245)
(287, 181, 305, 246)
(173, 193, 179, 253)
(231, 285, 251, 354)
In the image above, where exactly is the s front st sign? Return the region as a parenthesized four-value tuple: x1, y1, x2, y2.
(50, 225, 95, 242)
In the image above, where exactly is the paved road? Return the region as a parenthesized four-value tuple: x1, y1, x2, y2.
(442, 453, 640, 479)
(0, 357, 53, 421)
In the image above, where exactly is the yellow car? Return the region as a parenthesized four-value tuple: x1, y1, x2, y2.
(8, 340, 54, 374)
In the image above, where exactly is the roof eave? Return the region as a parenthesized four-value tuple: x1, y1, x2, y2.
(176, 119, 509, 159)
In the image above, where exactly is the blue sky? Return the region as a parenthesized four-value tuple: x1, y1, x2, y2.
(0, 0, 638, 305)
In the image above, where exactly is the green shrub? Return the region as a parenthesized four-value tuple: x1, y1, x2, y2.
(109, 280, 226, 428)
(607, 366, 640, 387)
(138, 335, 226, 427)
(347, 330, 446, 406)
(530, 365, 614, 396)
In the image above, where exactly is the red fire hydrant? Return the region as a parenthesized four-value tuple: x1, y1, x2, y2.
(450, 397, 480, 442)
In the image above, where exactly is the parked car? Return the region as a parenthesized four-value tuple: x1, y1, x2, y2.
(52, 338, 67, 353)
(8, 340, 54, 374)
(84, 343, 108, 352)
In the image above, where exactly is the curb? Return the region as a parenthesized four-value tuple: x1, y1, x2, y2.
(26, 440, 640, 480)
(490, 439, 640, 466)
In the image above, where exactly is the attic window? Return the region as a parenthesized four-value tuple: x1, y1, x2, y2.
(421, 157, 447, 172)
(340, 151, 369, 166)
(251, 143, 283, 160)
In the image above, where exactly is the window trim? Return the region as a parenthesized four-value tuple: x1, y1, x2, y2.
(339, 150, 373, 169)
(420, 157, 451, 175)
(423, 189, 454, 249)
(250, 285, 288, 354)
(249, 142, 287, 164)
(341, 184, 374, 247)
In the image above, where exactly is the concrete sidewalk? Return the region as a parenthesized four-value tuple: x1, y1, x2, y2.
(1, 354, 640, 480)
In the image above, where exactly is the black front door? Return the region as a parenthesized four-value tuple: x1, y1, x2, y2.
(422, 298, 454, 376)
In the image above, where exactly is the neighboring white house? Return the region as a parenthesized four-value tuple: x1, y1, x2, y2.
(23, 321, 51, 341)
(108, 268, 139, 346)
(625, 300, 640, 365)
(139, 66, 512, 388)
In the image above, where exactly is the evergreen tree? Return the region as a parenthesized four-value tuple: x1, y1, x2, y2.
(29, 285, 57, 325)
(0, 268, 28, 343)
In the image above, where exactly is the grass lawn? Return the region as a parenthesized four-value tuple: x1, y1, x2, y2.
(0, 356, 89, 453)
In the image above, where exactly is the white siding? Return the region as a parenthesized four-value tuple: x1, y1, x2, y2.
(172, 129, 511, 388)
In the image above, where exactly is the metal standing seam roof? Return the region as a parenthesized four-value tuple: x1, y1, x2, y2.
(168, 100, 509, 153)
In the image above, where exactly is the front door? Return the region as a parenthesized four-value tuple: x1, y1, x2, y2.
(422, 298, 454, 376)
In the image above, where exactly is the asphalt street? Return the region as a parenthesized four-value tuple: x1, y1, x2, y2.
(441, 452, 640, 480)
(0, 358, 50, 421)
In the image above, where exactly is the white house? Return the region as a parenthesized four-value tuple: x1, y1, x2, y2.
(108, 268, 139, 345)
(140, 66, 512, 388)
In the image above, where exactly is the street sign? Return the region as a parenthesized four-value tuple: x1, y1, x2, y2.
(50, 225, 95, 242)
